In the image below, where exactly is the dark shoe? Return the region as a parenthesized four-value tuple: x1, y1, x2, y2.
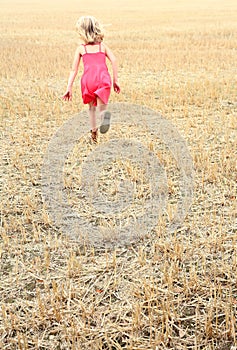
(100, 111, 111, 134)
(90, 128, 98, 143)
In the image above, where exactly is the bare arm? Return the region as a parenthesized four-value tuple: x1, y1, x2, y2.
(104, 44, 120, 93)
(62, 46, 81, 101)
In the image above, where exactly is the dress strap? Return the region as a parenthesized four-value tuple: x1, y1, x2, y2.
(99, 42, 101, 52)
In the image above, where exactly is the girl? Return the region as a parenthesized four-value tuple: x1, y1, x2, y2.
(62, 16, 120, 143)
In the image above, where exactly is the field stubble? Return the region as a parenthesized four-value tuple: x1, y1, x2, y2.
(0, 0, 237, 349)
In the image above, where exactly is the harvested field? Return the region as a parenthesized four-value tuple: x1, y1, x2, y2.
(0, 0, 237, 349)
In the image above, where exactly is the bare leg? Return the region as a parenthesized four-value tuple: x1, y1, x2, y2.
(97, 97, 111, 134)
(96, 97, 107, 115)
(89, 103, 97, 132)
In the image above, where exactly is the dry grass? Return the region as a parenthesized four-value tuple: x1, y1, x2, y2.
(0, 0, 237, 349)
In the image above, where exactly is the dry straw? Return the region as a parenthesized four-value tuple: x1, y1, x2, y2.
(0, 0, 237, 349)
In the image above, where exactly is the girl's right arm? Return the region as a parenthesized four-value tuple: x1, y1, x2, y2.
(62, 46, 82, 101)
(104, 44, 120, 94)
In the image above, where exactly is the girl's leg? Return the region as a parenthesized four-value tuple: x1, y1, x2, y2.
(89, 103, 97, 131)
(89, 103, 98, 143)
(97, 97, 111, 134)
(97, 97, 107, 115)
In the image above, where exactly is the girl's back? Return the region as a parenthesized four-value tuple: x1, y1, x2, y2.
(80, 42, 111, 106)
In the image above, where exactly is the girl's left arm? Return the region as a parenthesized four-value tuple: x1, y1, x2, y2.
(62, 46, 81, 101)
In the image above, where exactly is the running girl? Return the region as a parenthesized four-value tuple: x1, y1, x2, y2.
(62, 16, 120, 143)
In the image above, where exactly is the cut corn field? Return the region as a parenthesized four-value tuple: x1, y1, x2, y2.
(0, 0, 237, 349)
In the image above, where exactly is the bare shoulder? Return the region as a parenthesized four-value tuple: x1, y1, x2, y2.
(101, 42, 109, 51)
(76, 44, 85, 56)
(101, 42, 113, 55)
(101, 42, 116, 62)
(75, 44, 85, 56)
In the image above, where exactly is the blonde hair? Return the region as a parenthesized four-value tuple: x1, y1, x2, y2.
(76, 16, 104, 44)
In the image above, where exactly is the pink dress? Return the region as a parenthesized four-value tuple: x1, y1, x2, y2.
(80, 43, 112, 106)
